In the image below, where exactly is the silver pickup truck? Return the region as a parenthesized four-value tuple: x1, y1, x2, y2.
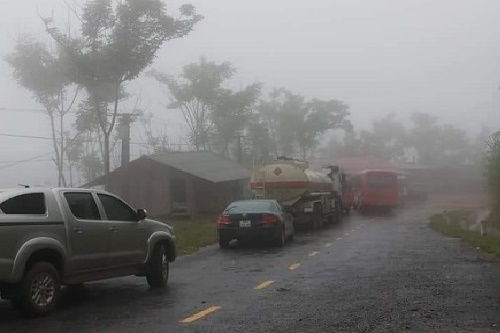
(0, 187, 176, 317)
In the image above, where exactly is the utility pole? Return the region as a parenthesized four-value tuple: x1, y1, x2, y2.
(118, 114, 133, 167)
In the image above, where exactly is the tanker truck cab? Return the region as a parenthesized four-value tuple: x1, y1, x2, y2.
(250, 157, 342, 230)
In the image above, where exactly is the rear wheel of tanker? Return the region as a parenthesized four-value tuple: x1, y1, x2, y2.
(334, 201, 342, 223)
(312, 204, 323, 230)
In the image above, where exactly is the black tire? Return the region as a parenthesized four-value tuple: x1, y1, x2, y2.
(344, 206, 351, 216)
(313, 204, 323, 230)
(275, 227, 285, 247)
(146, 244, 170, 289)
(289, 228, 295, 242)
(15, 262, 61, 317)
(218, 238, 230, 249)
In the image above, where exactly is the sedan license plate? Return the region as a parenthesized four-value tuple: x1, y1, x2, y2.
(239, 220, 252, 227)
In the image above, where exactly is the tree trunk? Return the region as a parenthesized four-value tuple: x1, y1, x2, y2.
(59, 111, 67, 187)
(104, 133, 110, 177)
(103, 83, 121, 180)
(69, 165, 74, 187)
(48, 112, 66, 186)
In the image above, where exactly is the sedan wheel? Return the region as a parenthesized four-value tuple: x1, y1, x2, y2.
(219, 238, 230, 249)
(275, 227, 285, 247)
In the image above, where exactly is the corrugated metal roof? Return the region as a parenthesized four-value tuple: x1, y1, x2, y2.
(311, 156, 396, 173)
(147, 151, 250, 183)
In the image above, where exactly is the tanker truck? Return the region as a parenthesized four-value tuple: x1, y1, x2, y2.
(249, 157, 343, 230)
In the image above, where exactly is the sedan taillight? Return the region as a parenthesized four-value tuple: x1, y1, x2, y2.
(218, 215, 231, 225)
(261, 214, 278, 224)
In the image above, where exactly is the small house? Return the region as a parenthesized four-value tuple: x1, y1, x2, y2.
(84, 151, 251, 217)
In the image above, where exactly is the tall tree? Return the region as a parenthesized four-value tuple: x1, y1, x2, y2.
(136, 113, 172, 154)
(299, 98, 351, 160)
(258, 89, 351, 159)
(359, 113, 408, 162)
(151, 57, 235, 151)
(212, 83, 262, 158)
(244, 120, 274, 166)
(43, 0, 203, 176)
(409, 112, 470, 165)
(64, 133, 85, 187)
(5, 38, 79, 186)
(409, 112, 441, 165)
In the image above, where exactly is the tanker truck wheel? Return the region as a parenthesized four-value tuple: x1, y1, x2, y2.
(313, 204, 323, 230)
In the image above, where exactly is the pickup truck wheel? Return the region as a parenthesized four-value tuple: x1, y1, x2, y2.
(146, 244, 169, 289)
(17, 262, 61, 317)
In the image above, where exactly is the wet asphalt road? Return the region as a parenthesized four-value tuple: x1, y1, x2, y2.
(2, 205, 500, 332)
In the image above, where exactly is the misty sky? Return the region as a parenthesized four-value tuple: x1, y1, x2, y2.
(0, 0, 500, 187)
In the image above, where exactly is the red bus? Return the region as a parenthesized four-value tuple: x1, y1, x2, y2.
(350, 169, 399, 212)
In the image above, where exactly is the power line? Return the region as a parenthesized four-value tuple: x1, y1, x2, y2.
(0, 107, 136, 116)
(0, 133, 54, 141)
(0, 132, 191, 146)
(0, 107, 46, 112)
(0, 159, 53, 164)
(0, 152, 54, 171)
(0, 107, 78, 114)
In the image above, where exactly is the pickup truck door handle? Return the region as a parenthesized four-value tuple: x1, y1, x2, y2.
(73, 227, 83, 234)
(109, 226, 118, 233)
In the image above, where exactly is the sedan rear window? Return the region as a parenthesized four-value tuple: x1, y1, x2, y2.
(224, 201, 274, 213)
(0, 193, 46, 215)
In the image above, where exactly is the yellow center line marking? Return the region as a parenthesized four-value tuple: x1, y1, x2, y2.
(289, 263, 301, 270)
(344, 233, 350, 236)
(351, 229, 357, 232)
(325, 242, 333, 247)
(180, 306, 221, 323)
(254, 280, 274, 290)
(336, 237, 343, 241)
(309, 251, 319, 257)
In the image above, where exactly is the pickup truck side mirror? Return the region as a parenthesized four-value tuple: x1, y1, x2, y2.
(137, 208, 147, 221)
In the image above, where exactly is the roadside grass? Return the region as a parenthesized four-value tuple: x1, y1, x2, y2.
(155, 215, 218, 256)
(429, 211, 500, 258)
